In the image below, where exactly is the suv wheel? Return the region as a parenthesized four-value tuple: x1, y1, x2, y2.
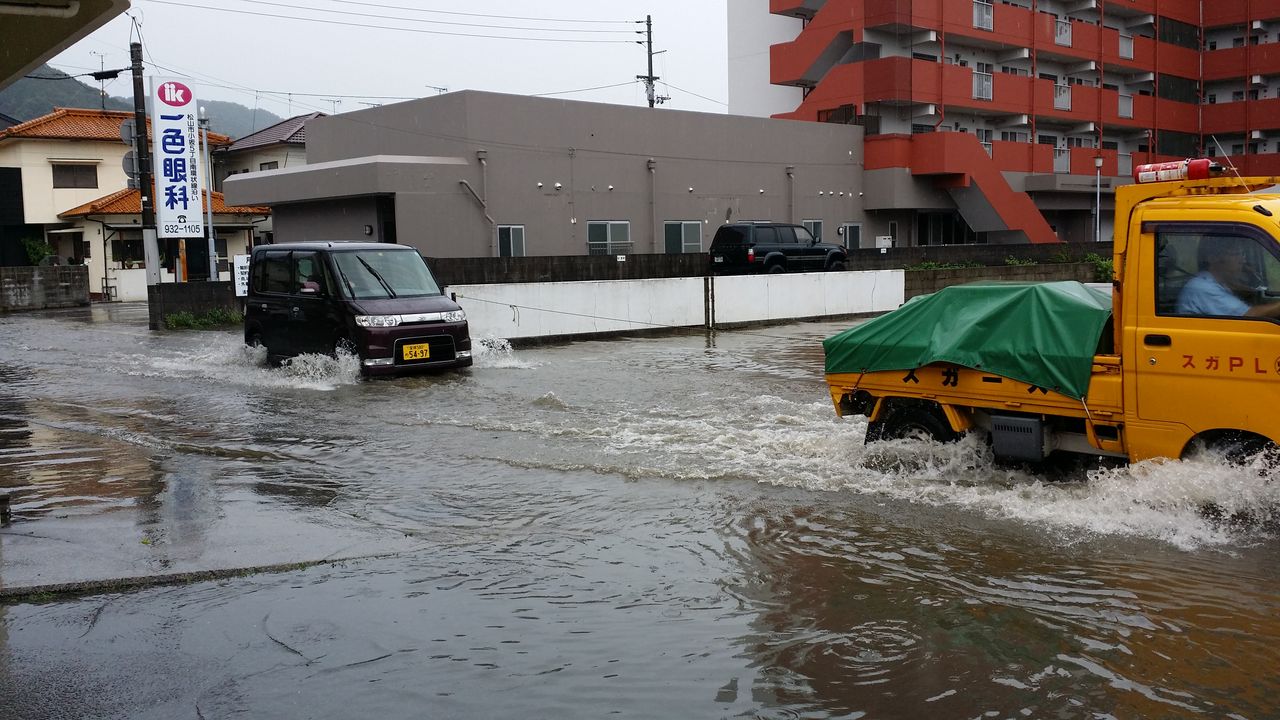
(827, 258, 847, 272)
(767, 263, 785, 274)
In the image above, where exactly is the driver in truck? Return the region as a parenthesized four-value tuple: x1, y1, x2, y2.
(1176, 235, 1280, 318)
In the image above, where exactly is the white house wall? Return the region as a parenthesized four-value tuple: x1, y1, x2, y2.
(0, 138, 129, 224)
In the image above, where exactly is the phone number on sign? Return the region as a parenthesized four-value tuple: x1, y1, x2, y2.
(163, 224, 203, 235)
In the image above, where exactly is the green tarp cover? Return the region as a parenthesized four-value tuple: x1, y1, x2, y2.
(823, 281, 1113, 401)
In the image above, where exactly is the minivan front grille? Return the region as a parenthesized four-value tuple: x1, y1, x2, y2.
(395, 335, 457, 364)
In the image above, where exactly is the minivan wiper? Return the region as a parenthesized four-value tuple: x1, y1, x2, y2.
(356, 256, 397, 298)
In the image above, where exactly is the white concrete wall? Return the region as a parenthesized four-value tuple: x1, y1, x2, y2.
(451, 277, 706, 340)
(0, 138, 130, 223)
(451, 270, 905, 340)
(713, 270, 903, 324)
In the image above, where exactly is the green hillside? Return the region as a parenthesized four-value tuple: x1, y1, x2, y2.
(0, 65, 284, 139)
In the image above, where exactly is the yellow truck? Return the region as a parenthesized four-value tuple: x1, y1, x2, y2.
(824, 166, 1280, 464)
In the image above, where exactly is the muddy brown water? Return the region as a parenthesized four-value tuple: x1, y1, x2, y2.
(1, 304, 1279, 719)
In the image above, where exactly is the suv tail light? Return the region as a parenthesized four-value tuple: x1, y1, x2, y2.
(747, 247, 755, 263)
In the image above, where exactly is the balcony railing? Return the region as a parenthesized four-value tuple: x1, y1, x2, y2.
(1119, 34, 1134, 60)
(1118, 94, 1133, 118)
(973, 71, 993, 100)
(1054, 148, 1071, 173)
(1054, 84, 1072, 110)
(588, 241, 633, 256)
(973, 0, 993, 31)
(1055, 19, 1072, 47)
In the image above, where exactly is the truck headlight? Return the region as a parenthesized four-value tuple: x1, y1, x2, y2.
(355, 315, 402, 328)
(441, 310, 466, 323)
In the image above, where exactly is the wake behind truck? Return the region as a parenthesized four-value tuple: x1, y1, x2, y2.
(824, 162, 1280, 464)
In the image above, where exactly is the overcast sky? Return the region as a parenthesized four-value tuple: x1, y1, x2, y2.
(50, 0, 731, 122)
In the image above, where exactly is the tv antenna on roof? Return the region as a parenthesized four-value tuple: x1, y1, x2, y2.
(426, 85, 448, 95)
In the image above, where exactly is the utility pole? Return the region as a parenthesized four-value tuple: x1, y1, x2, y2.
(129, 42, 162, 328)
(637, 15, 660, 108)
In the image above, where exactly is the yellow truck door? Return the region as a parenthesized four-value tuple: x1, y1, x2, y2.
(1130, 217, 1280, 459)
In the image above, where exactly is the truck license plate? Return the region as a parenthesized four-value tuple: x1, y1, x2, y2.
(402, 343, 431, 361)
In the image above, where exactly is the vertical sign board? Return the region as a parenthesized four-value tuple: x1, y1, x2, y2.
(150, 78, 203, 239)
(233, 254, 251, 297)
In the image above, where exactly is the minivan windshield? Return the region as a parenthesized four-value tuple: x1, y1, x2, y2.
(331, 249, 442, 299)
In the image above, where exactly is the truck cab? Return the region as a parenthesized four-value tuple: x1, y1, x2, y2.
(824, 165, 1280, 464)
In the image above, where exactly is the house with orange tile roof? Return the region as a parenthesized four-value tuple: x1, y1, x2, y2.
(0, 107, 270, 301)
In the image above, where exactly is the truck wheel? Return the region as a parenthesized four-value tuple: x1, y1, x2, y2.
(827, 259, 846, 271)
(1187, 433, 1280, 467)
(767, 263, 785, 274)
(866, 404, 960, 444)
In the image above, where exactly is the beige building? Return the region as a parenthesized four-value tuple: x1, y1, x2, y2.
(0, 108, 267, 300)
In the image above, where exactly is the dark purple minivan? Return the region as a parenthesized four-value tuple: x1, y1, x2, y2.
(244, 242, 471, 375)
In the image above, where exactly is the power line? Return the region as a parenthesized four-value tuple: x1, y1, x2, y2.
(532, 81, 639, 98)
(296, 0, 635, 24)
(136, 0, 638, 43)
(662, 82, 727, 107)
(165, 0, 640, 34)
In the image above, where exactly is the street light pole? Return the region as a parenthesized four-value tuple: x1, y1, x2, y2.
(1094, 155, 1104, 243)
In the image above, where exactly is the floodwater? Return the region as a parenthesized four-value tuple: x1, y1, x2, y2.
(2, 304, 1280, 719)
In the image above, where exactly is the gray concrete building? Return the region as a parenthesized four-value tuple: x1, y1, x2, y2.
(224, 90, 931, 258)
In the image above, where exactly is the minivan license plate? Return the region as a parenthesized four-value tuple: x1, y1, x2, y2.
(402, 343, 431, 361)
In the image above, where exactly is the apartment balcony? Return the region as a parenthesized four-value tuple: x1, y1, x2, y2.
(1203, 97, 1280, 135)
(787, 56, 1198, 133)
(1203, 0, 1280, 29)
(1203, 44, 1280, 82)
(1102, 0, 1199, 25)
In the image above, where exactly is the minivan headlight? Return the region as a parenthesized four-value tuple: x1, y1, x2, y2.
(442, 310, 466, 323)
(355, 315, 402, 328)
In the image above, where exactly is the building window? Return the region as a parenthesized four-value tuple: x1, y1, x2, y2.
(498, 225, 526, 257)
(1207, 94, 1217, 105)
(973, 0, 993, 31)
(663, 221, 701, 253)
(51, 164, 98, 189)
(110, 231, 145, 267)
(587, 221, 630, 255)
(803, 219, 823, 242)
(1000, 130, 1027, 143)
(259, 161, 279, 171)
(1233, 90, 1245, 102)
(973, 62, 994, 101)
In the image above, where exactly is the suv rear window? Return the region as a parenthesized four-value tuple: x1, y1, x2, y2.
(713, 225, 749, 244)
(755, 226, 779, 244)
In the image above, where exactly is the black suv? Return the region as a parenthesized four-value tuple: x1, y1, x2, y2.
(708, 223, 848, 275)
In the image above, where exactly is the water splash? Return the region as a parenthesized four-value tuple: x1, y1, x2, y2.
(143, 335, 363, 391)
(472, 336, 533, 369)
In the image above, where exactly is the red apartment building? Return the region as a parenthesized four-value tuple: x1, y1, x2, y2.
(759, 0, 1277, 244)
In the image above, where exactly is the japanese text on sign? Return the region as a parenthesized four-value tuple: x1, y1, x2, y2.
(150, 78, 203, 239)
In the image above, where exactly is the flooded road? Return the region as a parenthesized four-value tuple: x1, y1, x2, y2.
(2, 303, 1280, 719)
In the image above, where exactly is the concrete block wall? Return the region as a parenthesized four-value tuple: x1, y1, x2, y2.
(147, 282, 239, 327)
(0, 267, 89, 311)
(850, 242, 1114, 272)
(904, 263, 1101, 300)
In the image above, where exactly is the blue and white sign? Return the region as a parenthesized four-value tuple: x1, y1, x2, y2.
(150, 77, 203, 238)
